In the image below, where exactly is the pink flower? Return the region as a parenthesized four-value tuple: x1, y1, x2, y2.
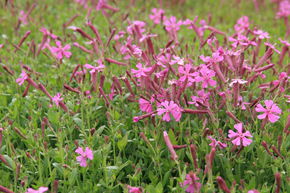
(182, 173, 202, 193)
(139, 97, 154, 113)
(229, 79, 247, 87)
(253, 30, 270, 39)
(228, 123, 253, 147)
(285, 95, 290, 103)
(164, 16, 183, 32)
(127, 21, 146, 35)
(114, 31, 125, 41)
(248, 190, 260, 193)
(19, 10, 28, 25)
(264, 42, 281, 54)
(255, 100, 282, 123)
(131, 63, 152, 78)
(25, 187, 48, 193)
(170, 55, 184, 66)
(157, 101, 182, 122)
(178, 64, 198, 84)
(207, 136, 227, 149)
(84, 60, 105, 74)
(16, 70, 28, 85)
(157, 53, 172, 67)
(276, 0, 290, 18)
(195, 66, 216, 88)
(189, 90, 210, 107)
(149, 8, 164, 24)
(200, 52, 224, 64)
(50, 41, 72, 60)
(234, 16, 250, 34)
(238, 96, 250, 110)
(52, 93, 63, 107)
(279, 38, 290, 46)
(128, 186, 142, 193)
(139, 33, 157, 42)
(40, 27, 58, 39)
(75, 147, 94, 167)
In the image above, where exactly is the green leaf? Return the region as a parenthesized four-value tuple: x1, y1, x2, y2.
(117, 134, 128, 151)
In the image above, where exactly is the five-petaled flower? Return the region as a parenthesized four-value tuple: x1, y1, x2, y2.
(25, 187, 48, 193)
(228, 123, 253, 147)
(195, 66, 216, 88)
(50, 41, 72, 60)
(208, 136, 227, 149)
(16, 70, 28, 85)
(75, 147, 94, 167)
(139, 97, 154, 113)
(128, 186, 142, 193)
(181, 172, 202, 193)
(255, 100, 282, 123)
(131, 63, 152, 78)
(178, 64, 198, 84)
(157, 101, 182, 122)
(52, 93, 63, 107)
(164, 16, 183, 32)
(84, 59, 105, 75)
(149, 8, 165, 24)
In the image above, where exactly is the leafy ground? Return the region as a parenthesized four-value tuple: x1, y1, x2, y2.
(0, 0, 289, 193)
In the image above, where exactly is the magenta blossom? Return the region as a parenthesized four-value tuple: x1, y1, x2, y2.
(127, 21, 146, 35)
(182, 172, 202, 193)
(128, 186, 142, 193)
(131, 63, 152, 78)
(139, 97, 154, 113)
(75, 147, 94, 167)
(149, 8, 164, 24)
(164, 16, 183, 32)
(255, 100, 282, 123)
(234, 16, 250, 34)
(200, 52, 224, 64)
(208, 136, 227, 149)
(52, 93, 63, 107)
(228, 123, 253, 147)
(276, 0, 290, 18)
(84, 60, 105, 74)
(170, 55, 184, 66)
(16, 70, 28, 85)
(248, 190, 260, 193)
(229, 79, 247, 87)
(19, 10, 28, 25)
(157, 101, 182, 122)
(253, 30, 270, 39)
(25, 187, 48, 193)
(264, 42, 281, 54)
(189, 90, 210, 107)
(195, 66, 216, 88)
(178, 64, 198, 84)
(40, 27, 58, 39)
(50, 41, 72, 60)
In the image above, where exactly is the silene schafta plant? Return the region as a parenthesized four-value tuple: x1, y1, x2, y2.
(0, 0, 289, 192)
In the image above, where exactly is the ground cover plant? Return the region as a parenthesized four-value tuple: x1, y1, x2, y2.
(0, 0, 289, 192)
